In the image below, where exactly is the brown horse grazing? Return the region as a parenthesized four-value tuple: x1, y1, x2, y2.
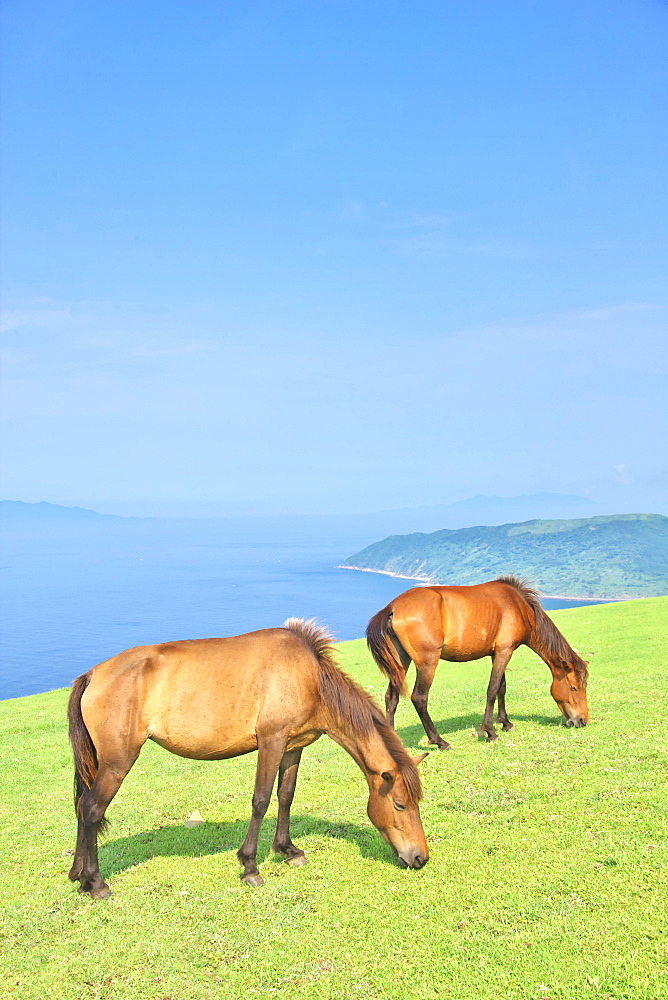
(67, 619, 428, 899)
(366, 576, 589, 748)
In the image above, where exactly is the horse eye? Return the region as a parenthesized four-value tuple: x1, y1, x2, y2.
(570, 685, 577, 691)
(394, 801, 406, 811)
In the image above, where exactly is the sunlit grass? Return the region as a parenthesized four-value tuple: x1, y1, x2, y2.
(1, 598, 666, 999)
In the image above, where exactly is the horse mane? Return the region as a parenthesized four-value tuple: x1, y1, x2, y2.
(495, 576, 589, 685)
(283, 618, 422, 802)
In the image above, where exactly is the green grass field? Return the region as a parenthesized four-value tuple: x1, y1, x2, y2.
(1, 598, 666, 1000)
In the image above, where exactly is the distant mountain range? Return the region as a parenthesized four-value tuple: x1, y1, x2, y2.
(0, 501, 119, 520)
(341, 513, 668, 599)
(363, 492, 607, 535)
(0, 492, 609, 528)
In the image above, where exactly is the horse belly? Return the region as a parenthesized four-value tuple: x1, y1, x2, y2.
(149, 726, 258, 761)
(145, 656, 316, 760)
(436, 592, 510, 661)
(440, 643, 490, 662)
(145, 670, 263, 760)
(440, 623, 495, 661)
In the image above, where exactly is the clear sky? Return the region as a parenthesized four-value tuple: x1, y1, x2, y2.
(1, 0, 666, 515)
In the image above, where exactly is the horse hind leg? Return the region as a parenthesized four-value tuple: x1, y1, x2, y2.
(385, 682, 401, 727)
(385, 636, 410, 728)
(412, 655, 450, 750)
(68, 816, 88, 883)
(271, 747, 307, 866)
(72, 757, 136, 899)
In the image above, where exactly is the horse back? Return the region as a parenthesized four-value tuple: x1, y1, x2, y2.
(80, 629, 322, 762)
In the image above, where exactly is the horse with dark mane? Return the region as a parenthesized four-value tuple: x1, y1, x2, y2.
(366, 576, 589, 748)
(68, 619, 428, 899)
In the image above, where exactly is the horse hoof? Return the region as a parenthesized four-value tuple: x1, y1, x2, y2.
(79, 881, 112, 900)
(502, 722, 514, 732)
(241, 873, 264, 887)
(486, 732, 498, 742)
(286, 854, 308, 867)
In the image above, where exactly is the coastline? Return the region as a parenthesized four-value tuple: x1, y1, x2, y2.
(337, 564, 623, 601)
(338, 564, 434, 583)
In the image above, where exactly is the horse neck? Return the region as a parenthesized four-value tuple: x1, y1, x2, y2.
(526, 633, 560, 674)
(526, 612, 574, 674)
(325, 719, 395, 783)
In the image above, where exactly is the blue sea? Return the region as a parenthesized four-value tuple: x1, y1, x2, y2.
(0, 515, 607, 700)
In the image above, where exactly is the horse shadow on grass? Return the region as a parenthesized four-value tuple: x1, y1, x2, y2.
(99, 814, 395, 881)
(396, 712, 564, 748)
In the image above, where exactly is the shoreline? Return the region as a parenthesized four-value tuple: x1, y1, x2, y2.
(338, 564, 434, 583)
(337, 564, 623, 601)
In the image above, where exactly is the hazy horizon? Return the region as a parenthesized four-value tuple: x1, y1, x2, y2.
(2, 490, 665, 523)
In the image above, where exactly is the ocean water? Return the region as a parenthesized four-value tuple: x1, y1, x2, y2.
(0, 516, 606, 700)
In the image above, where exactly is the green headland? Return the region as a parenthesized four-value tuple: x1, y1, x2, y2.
(342, 512, 668, 599)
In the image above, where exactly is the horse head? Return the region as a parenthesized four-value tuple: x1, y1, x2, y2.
(365, 755, 429, 869)
(550, 658, 589, 728)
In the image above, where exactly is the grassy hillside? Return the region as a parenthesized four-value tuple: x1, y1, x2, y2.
(1, 597, 667, 1000)
(342, 513, 668, 598)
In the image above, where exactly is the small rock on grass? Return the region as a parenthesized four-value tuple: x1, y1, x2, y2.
(184, 810, 204, 828)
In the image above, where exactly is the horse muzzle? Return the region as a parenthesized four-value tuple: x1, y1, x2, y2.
(565, 717, 587, 728)
(397, 850, 429, 870)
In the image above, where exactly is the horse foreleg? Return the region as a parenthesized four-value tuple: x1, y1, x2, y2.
(237, 737, 286, 887)
(496, 673, 514, 731)
(271, 747, 307, 866)
(412, 657, 449, 750)
(480, 649, 513, 741)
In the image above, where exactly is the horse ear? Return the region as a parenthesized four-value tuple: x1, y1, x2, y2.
(413, 753, 428, 766)
(381, 771, 394, 784)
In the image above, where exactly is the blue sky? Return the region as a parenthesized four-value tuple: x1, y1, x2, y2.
(1, 0, 666, 515)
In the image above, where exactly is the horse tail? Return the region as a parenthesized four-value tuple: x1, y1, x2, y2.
(366, 605, 408, 697)
(68, 671, 108, 831)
